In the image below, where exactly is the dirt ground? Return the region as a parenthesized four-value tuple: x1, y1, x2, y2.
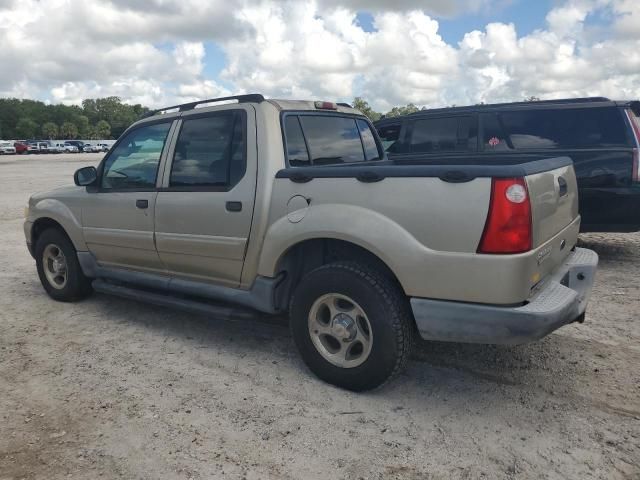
(0, 153, 638, 480)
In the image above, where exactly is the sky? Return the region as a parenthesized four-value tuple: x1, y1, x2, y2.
(0, 0, 639, 111)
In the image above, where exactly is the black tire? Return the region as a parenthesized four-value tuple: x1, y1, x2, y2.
(290, 261, 414, 391)
(35, 228, 93, 302)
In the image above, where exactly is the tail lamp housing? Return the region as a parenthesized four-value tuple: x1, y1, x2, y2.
(478, 177, 532, 254)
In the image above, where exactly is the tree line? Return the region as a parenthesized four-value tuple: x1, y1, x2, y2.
(0, 94, 462, 141)
(0, 97, 149, 140)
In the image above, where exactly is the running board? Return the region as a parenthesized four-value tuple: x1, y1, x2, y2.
(92, 279, 260, 322)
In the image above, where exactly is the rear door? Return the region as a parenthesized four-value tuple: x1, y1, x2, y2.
(154, 106, 257, 287)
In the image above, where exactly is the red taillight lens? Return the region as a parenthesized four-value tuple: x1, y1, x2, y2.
(478, 178, 532, 254)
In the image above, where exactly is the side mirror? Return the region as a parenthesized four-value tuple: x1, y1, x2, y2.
(74, 166, 98, 187)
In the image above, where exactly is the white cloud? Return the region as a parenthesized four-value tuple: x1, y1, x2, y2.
(1, 0, 640, 112)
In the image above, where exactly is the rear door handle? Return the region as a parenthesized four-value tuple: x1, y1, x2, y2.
(136, 199, 149, 209)
(226, 201, 242, 212)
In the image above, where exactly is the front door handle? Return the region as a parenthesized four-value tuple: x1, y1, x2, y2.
(226, 201, 242, 212)
(136, 199, 149, 209)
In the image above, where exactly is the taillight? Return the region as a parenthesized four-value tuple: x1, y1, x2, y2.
(478, 178, 532, 254)
(625, 109, 640, 182)
(314, 101, 338, 110)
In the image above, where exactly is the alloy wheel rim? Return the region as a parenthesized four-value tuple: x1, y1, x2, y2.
(43, 244, 68, 290)
(308, 293, 373, 368)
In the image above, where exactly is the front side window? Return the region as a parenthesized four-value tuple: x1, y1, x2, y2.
(409, 116, 476, 153)
(170, 111, 246, 188)
(377, 123, 401, 153)
(101, 121, 171, 189)
(284, 114, 382, 166)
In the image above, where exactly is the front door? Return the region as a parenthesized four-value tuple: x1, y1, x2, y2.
(82, 120, 175, 273)
(154, 106, 257, 287)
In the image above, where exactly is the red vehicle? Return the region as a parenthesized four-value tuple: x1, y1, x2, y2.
(14, 142, 28, 154)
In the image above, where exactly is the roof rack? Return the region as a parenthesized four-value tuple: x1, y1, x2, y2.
(145, 93, 265, 117)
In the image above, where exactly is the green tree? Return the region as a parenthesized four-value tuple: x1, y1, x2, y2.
(352, 97, 382, 122)
(95, 120, 111, 139)
(384, 103, 420, 118)
(42, 122, 59, 139)
(60, 122, 79, 139)
(74, 115, 90, 138)
(85, 125, 97, 140)
(15, 117, 38, 139)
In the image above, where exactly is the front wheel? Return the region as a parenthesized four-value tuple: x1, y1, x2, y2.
(290, 262, 414, 391)
(35, 228, 93, 302)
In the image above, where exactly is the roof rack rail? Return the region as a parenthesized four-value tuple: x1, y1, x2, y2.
(145, 93, 265, 117)
(337, 102, 352, 108)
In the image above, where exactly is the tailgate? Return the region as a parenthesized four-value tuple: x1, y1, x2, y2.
(525, 160, 579, 249)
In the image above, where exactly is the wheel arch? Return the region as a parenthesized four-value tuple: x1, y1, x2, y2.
(31, 217, 79, 252)
(271, 237, 407, 312)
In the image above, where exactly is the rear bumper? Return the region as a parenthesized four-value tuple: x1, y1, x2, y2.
(410, 247, 598, 345)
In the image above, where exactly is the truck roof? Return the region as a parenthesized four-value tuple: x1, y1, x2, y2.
(375, 97, 640, 125)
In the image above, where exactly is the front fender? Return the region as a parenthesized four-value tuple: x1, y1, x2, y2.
(27, 198, 87, 251)
(257, 203, 429, 292)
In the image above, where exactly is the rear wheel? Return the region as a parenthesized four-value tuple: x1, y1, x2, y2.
(290, 262, 414, 391)
(35, 228, 93, 302)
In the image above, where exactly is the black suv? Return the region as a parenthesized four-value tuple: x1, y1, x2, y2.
(375, 97, 640, 232)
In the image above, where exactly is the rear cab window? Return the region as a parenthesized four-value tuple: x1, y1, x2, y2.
(283, 113, 383, 167)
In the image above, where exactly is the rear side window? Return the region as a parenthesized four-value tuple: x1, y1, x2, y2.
(499, 107, 627, 149)
(481, 113, 512, 151)
(284, 116, 310, 166)
(170, 111, 246, 188)
(408, 116, 476, 153)
(357, 119, 381, 161)
(284, 114, 382, 166)
(377, 123, 401, 153)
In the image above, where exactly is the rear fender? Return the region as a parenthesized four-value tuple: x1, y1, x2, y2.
(257, 204, 425, 292)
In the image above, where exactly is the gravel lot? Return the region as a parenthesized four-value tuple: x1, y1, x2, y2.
(1, 153, 639, 479)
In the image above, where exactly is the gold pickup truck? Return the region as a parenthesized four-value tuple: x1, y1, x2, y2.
(24, 94, 598, 391)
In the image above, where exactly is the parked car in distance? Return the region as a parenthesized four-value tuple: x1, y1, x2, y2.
(51, 142, 78, 153)
(14, 142, 29, 154)
(46, 141, 64, 154)
(64, 140, 85, 152)
(374, 97, 640, 233)
(96, 143, 111, 152)
(0, 141, 17, 154)
(62, 143, 79, 153)
(24, 94, 598, 391)
(83, 143, 101, 153)
(26, 141, 49, 154)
